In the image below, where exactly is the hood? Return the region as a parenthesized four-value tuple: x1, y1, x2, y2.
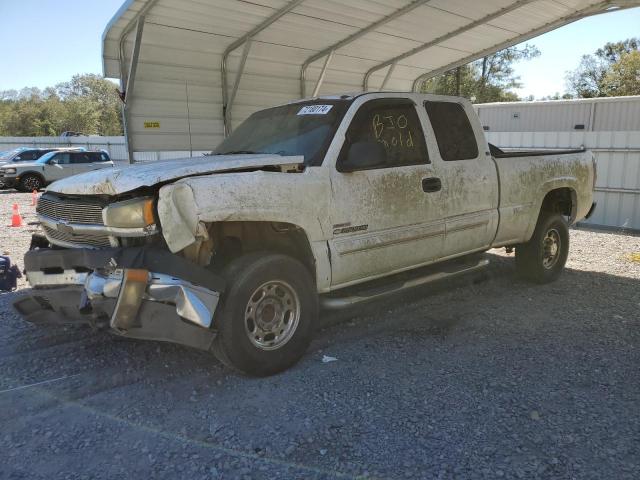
(1, 161, 42, 169)
(46, 154, 304, 196)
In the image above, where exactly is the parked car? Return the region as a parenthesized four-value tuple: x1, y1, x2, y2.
(0, 149, 113, 191)
(0, 147, 56, 166)
(0, 147, 88, 188)
(60, 131, 86, 137)
(14, 93, 595, 376)
(60, 131, 102, 137)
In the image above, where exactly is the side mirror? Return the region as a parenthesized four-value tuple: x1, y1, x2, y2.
(338, 141, 387, 173)
(48, 159, 58, 165)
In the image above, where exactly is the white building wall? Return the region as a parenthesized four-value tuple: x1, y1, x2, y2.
(0, 137, 208, 164)
(478, 96, 640, 231)
(476, 96, 640, 132)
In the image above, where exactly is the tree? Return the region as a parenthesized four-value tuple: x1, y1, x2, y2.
(601, 50, 640, 96)
(421, 44, 540, 103)
(566, 38, 639, 97)
(0, 74, 123, 136)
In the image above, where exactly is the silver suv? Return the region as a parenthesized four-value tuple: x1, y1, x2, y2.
(0, 150, 114, 191)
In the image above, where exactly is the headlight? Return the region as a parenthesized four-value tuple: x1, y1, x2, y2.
(103, 197, 155, 228)
(2, 168, 16, 174)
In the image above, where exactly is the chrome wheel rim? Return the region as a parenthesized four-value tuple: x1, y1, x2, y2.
(244, 280, 301, 351)
(23, 176, 40, 191)
(542, 228, 561, 269)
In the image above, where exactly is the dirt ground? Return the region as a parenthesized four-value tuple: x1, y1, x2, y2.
(1, 190, 639, 480)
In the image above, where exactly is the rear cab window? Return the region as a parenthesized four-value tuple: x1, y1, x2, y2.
(424, 101, 479, 161)
(338, 98, 429, 170)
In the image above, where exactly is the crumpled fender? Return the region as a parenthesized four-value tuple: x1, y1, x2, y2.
(157, 170, 330, 253)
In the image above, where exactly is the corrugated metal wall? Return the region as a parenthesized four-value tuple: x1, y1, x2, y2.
(476, 96, 640, 132)
(479, 96, 640, 231)
(0, 137, 208, 164)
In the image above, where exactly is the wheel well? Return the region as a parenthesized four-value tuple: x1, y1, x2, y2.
(21, 171, 45, 182)
(208, 221, 316, 278)
(540, 188, 577, 223)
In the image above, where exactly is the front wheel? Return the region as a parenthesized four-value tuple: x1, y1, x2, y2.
(212, 253, 318, 376)
(515, 213, 569, 284)
(19, 174, 44, 192)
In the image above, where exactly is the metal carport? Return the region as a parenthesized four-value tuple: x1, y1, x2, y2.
(102, 0, 640, 161)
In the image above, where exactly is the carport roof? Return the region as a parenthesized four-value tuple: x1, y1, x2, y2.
(102, 0, 640, 154)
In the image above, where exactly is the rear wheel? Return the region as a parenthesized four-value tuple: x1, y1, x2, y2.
(515, 213, 569, 283)
(19, 174, 43, 192)
(212, 253, 318, 376)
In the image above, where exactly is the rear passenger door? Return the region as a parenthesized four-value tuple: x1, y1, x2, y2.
(92, 152, 114, 170)
(71, 152, 112, 175)
(423, 100, 499, 258)
(70, 152, 94, 175)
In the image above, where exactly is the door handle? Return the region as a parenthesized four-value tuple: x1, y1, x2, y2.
(422, 177, 442, 193)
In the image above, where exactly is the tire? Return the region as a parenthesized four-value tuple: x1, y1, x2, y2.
(19, 174, 44, 192)
(212, 253, 318, 376)
(515, 213, 569, 284)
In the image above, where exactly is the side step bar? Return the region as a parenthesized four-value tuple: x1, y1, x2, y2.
(320, 257, 489, 310)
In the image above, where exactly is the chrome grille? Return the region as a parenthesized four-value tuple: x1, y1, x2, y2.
(42, 225, 111, 248)
(37, 195, 104, 225)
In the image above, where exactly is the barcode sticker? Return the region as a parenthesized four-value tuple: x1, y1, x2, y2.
(297, 105, 333, 115)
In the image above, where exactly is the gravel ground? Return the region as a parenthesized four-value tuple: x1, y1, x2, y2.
(1, 190, 639, 480)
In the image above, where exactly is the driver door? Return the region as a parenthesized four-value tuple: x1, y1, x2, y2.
(43, 152, 72, 181)
(328, 98, 445, 288)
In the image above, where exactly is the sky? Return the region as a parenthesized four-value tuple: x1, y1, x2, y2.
(0, 1, 639, 99)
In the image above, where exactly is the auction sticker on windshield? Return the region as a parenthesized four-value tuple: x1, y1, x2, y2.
(298, 105, 333, 115)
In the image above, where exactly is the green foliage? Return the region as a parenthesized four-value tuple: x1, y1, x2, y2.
(601, 50, 640, 96)
(566, 38, 640, 98)
(0, 74, 123, 136)
(420, 44, 540, 103)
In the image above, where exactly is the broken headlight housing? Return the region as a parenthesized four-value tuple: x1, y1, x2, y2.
(103, 197, 155, 228)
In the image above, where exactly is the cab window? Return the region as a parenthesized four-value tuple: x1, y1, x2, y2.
(424, 101, 479, 161)
(338, 98, 429, 171)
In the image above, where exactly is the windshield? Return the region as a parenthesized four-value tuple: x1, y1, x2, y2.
(213, 100, 351, 166)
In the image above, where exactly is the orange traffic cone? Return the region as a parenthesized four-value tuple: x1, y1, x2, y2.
(11, 204, 23, 227)
(32, 190, 38, 206)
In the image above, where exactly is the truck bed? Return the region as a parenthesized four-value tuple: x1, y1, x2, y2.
(489, 143, 585, 158)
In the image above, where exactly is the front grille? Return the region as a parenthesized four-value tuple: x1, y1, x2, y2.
(42, 225, 111, 248)
(37, 194, 104, 225)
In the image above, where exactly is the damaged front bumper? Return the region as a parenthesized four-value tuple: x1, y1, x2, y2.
(13, 245, 225, 351)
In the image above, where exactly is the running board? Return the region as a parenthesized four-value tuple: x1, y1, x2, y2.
(320, 257, 489, 310)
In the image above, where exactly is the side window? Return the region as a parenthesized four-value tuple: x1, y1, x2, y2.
(424, 101, 479, 161)
(54, 153, 72, 165)
(71, 153, 92, 164)
(339, 99, 429, 170)
(34, 150, 52, 160)
(16, 151, 37, 161)
(99, 152, 110, 162)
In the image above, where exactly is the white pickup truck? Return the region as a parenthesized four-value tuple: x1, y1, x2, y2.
(15, 93, 596, 376)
